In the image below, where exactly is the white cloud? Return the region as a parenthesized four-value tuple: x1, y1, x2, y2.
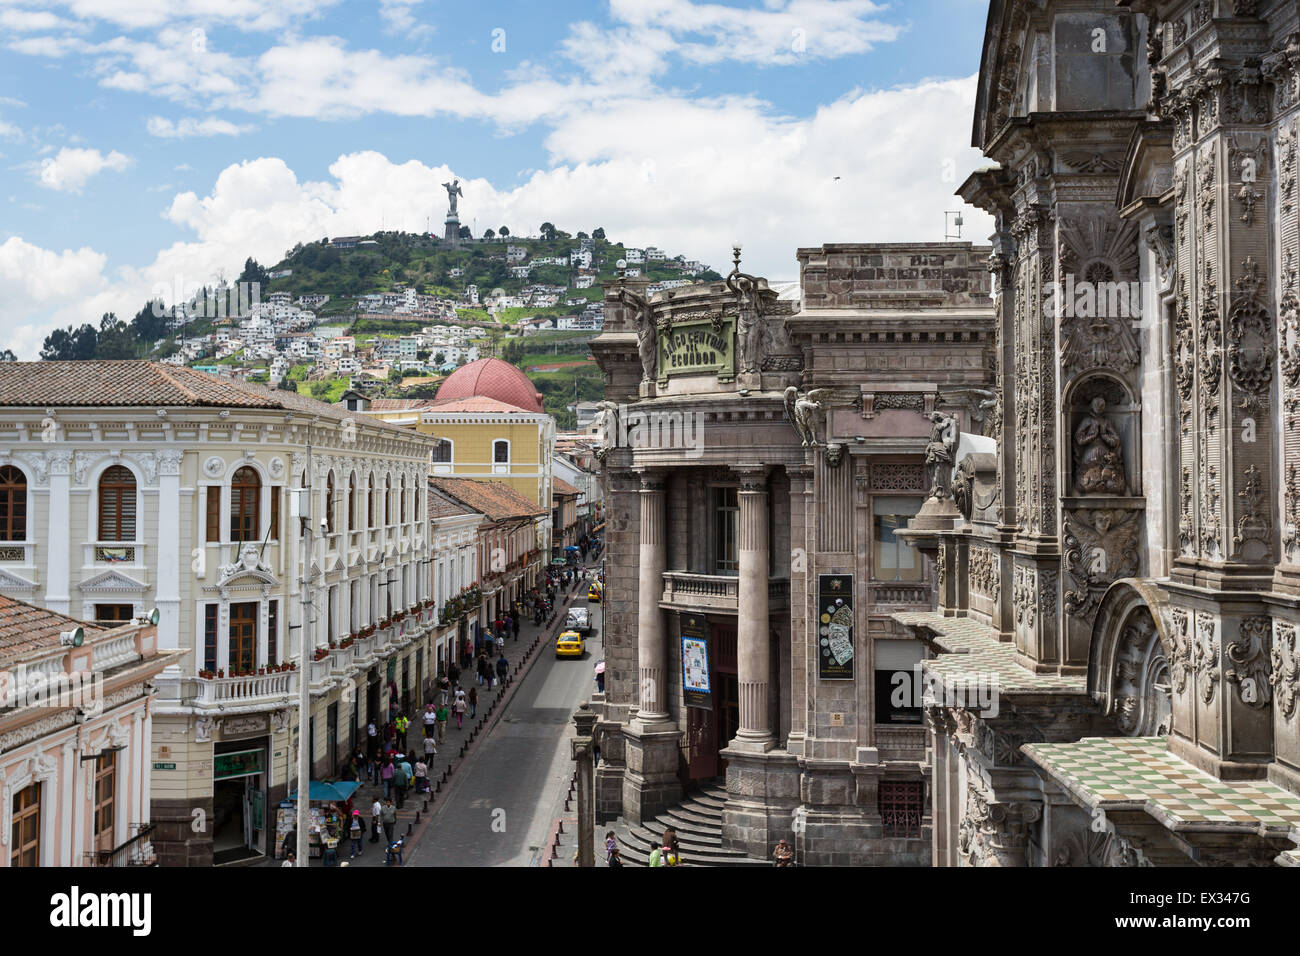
(4, 73, 992, 358)
(0, 237, 109, 357)
(146, 115, 253, 138)
(379, 0, 431, 38)
(43, 0, 341, 32)
(0, 119, 21, 140)
(0, 8, 86, 32)
(36, 146, 132, 192)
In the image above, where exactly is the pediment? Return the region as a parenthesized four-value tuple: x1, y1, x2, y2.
(1117, 121, 1174, 211)
(0, 568, 37, 592)
(79, 569, 148, 593)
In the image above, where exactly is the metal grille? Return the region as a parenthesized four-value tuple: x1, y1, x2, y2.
(879, 780, 924, 838)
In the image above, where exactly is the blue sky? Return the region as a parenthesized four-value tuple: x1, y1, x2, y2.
(0, 0, 994, 358)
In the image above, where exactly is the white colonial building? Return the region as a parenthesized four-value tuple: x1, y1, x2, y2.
(0, 361, 443, 865)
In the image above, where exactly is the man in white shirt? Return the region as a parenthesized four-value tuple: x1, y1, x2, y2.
(370, 797, 382, 844)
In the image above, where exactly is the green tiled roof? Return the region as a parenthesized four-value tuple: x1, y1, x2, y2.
(1023, 736, 1300, 835)
(892, 610, 1086, 694)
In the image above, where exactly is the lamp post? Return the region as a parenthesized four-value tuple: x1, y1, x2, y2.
(571, 702, 598, 867)
(293, 417, 320, 866)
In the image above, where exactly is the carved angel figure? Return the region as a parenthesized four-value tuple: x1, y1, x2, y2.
(618, 287, 656, 385)
(593, 400, 620, 454)
(783, 386, 831, 446)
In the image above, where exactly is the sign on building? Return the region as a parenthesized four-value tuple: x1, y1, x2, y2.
(817, 573, 854, 680)
(681, 614, 711, 709)
(657, 315, 735, 384)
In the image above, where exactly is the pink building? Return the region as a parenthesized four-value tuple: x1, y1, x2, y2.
(1, 597, 178, 867)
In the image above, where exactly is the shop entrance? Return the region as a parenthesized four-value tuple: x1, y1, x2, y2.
(212, 743, 267, 864)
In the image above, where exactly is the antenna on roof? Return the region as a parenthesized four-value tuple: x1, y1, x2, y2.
(944, 210, 964, 241)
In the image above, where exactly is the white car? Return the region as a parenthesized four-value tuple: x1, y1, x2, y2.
(565, 607, 592, 635)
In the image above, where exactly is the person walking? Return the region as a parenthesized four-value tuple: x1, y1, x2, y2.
(392, 759, 409, 809)
(512, 615, 520, 641)
(440, 673, 451, 705)
(496, 653, 509, 686)
(380, 756, 394, 799)
(423, 729, 438, 761)
(435, 702, 448, 742)
(468, 685, 478, 718)
(395, 712, 410, 750)
(423, 703, 437, 740)
(380, 798, 397, 846)
(370, 796, 382, 844)
(414, 759, 428, 794)
(349, 811, 364, 859)
(453, 694, 467, 729)
(495, 632, 506, 658)
(283, 825, 297, 861)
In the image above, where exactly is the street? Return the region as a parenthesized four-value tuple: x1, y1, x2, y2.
(407, 588, 602, 867)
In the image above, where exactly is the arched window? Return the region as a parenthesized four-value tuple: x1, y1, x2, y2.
(400, 475, 407, 523)
(0, 465, 27, 541)
(368, 472, 376, 528)
(493, 440, 510, 464)
(230, 466, 261, 542)
(348, 473, 356, 532)
(99, 466, 137, 541)
(326, 472, 337, 535)
(385, 475, 392, 525)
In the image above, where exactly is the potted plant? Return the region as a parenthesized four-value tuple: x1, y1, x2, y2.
(216, 668, 225, 679)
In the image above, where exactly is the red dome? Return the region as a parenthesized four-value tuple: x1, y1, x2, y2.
(435, 357, 544, 413)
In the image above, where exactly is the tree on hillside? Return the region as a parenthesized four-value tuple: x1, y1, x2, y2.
(96, 312, 139, 359)
(498, 226, 510, 239)
(576, 231, 588, 240)
(239, 257, 271, 289)
(539, 222, 556, 240)
(458, 225, 472, 239)
(0, 349, 16, 362)
(592, 227, 605, 240)
(555, 230, 571, 241)
(484, 228, 496, 240)
(40, 322, 99, 361)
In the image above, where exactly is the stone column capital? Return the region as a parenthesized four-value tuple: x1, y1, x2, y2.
(731, 463, 769, 491)
(635, 469, 667, 493)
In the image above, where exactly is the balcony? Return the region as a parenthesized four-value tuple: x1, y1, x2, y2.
(0, 541, 34, 564)
(309, 656, 334, 690)
(330, 644, 355, 673)
(869, 583, 933, 607)
(194, 669, 297, 708)
(353, 634, 375, 663)
(876, 726, 927, 762)
(660, 572, 790, 614)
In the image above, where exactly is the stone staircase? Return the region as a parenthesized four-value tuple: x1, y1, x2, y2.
(613, 783, 769, 867)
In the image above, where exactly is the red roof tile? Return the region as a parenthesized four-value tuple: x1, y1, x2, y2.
(434, 358, 544, 413)
(0, 595, 105, 660)
(552, 477, 581, 497)
(428, 476, 545, 522)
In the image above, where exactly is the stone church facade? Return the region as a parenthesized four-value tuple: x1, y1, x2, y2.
(590, 243, 994, 865)
(893, 0, 1300, 866)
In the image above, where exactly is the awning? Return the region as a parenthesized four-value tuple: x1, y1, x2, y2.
(289, 780, 361, 802)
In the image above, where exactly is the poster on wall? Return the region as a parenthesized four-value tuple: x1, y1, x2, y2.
(681, 614, 712, 709)
(817, 573, 855, 680)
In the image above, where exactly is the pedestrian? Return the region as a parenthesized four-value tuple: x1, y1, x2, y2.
(414, 759, 428, 794)
(371, 796, 382, 843)
(496, 632, 506, 657)
(380, 756, 394, 799)
(468, 685, 478, 718)
(453, 694, 467, 729)
(662, 828, 682, 866)
(605, 830, 617, 864)
(512, 615, 520, 641)
(423, 703, 437, 739)
(283, 825, 297, 860)
(392, 760, 409, 809)
(496, 653, 508, 685)
(282, 851, 296, 868)
(353, 746, 368, 783)
(440, 673, 451, 705)
(423, 730, 438, 760)
(349, 811, 364, 859)
(436, 702, 448, 742)
(595, 665, 605, 695)
(367, 718, 378, 759)
(773, 838, 794, 867)
(381, 799, 397, 846)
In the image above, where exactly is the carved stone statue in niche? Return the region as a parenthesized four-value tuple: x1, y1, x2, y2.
(1073, 396, 1125, 494)
(924, 411, 958, 500)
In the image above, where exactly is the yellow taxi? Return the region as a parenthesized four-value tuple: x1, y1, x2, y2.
(556, 630, 585, 658)
(588, 581, 603, 603)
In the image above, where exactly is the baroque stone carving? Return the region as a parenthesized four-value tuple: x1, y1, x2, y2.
(970, 546, 998, 600)
(1063, 510, 1140, 621)
(1073, 397, 1126, 495)
(1226, 616, 1272, 708)
(1169, 608, 1192, 696)
(783, 387, 830, 447)
(1112, 614, 1172, 737)
(1271, 623, 1300, 720)
(1194, 613, 1221, 706)
(203, 456, 226, 478)
(924, 411, 958, 500)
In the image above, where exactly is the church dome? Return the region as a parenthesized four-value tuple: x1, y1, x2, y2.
(435, 357, 545, 413)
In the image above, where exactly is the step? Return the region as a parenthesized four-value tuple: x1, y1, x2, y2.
(689, 791, 727, 812)
(652, 811, 721, 841)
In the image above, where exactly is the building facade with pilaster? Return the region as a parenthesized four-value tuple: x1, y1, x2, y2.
(591, 244, 992, 865)
(893, 0, 1300, 867)
(0, 362, 442, 865)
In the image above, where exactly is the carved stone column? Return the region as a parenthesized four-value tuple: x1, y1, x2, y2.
(634, 470, 669, 725)
(732, 464, 773, 751)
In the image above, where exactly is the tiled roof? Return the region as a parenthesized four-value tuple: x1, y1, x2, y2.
(552, 477, 581, 497)
(0, 361, 424, 437)
(434, 357, 544, 413)
(367, 398, 437, 411)
(1023, 736, 1300, 835)
(0, 595, 105, 659)
(428, 476, 545, 522)
(424, 396, 537, 415)
(427, 485, 480, 520)
(892, 610, 1086, 695)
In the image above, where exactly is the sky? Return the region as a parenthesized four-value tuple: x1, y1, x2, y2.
(0, 0, 995, 359)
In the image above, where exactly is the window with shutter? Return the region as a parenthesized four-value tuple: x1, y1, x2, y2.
(98, 466, 136, 542)
(0, 465, 27, 541)
(230, 467, 260, 542)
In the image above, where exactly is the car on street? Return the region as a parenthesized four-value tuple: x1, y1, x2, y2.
(588, 581, 603, 603)
(565, 607, 592, 635)
(556, 630, 585, 658)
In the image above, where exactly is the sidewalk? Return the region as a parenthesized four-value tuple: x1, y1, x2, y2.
(266, 566, 596, 868)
